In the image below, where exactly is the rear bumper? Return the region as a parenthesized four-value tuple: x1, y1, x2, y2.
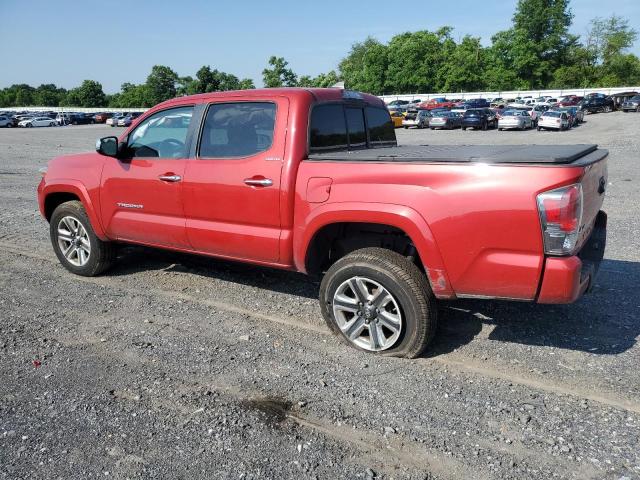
(537, 211, 607, 303)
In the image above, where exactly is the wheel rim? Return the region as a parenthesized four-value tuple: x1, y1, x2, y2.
(332, 276, 402, 352)
(57, 216, 91, 267)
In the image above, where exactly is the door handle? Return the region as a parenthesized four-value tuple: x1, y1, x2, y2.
(159, 174, 182, 182)
(244, 178, 273, 187)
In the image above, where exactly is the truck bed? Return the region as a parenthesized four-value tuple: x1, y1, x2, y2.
(308, 144, 607, 166)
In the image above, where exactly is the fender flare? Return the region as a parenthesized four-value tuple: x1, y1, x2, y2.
(40, 179, 108, 240)
(295, 202, 455, 298)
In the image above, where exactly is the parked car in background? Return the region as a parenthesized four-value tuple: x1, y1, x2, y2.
(464, 98, 490, 109)
(107, 113, 127, 126)
(622, 95, 640, 112)
(387, 100, 409, 107)
(579, 96, 614, 114)
(555, 96, 582, 107)
(429, 111, 462, 130)
(498, 110, 533, 130)
(0, 115, 14, 127)
(72, 113, 96, 125)
(117, 112, 143, 127)
(390, 111, 405, 128)
(538, 111, 570, 131)
(18, 116, 57, 127)
(461, 108, 497, 130)
(94, 112, 114, 123)
(402, 109, 432, 129)
(611, 91, 638, 110)
(418, 98, 456, 110)
(558, 106, 583, 126)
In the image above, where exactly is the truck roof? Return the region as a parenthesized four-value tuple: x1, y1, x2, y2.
(157, 88, 386, 108)
(308, 144, 606, 165)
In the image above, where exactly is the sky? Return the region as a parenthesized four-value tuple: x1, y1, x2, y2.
(0, 0, 638, 93)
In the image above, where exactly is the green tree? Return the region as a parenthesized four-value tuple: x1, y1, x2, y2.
(145, 65, 179, 105)
(297, 70, 340, 88)
(490, 0, 577, 88)
(339, 37, 388, 93)
(77, 80, 107, 107)
(262, 56, 297, 87)
(384, 28, 454, 94)
(34, 84, 67, 106)
(439, 36, 486, 92)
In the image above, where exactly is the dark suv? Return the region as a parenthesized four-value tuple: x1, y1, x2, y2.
(462, 108, 497, 130)
(579, 96, 614, 114)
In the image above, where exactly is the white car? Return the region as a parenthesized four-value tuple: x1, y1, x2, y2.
(18, 116, 56, 128)
(537, 111, 570, 131)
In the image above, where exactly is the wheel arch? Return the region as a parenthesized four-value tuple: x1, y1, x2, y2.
(296, 202, 455, 298)
(40, 180, 107, 240)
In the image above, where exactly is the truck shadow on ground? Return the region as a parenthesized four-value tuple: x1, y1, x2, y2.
(110, 248, 638, 357)
(427, 259, 639, 357)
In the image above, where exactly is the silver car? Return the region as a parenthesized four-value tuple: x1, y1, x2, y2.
(622, 95, 640, 112)
(498, 110, 533, 131)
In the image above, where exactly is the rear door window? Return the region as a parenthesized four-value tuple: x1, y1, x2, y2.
(309, 104, 348, 153)
(199, 102, 276, 158)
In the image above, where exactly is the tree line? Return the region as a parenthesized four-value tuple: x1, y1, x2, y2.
(1, 0, 638, 108)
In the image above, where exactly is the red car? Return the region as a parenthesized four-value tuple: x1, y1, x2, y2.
(37, 88, 608, 358)
(417, 97, 457, 110)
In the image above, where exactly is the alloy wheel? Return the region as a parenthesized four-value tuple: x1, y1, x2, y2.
(56, 216, 91, 267)
(332, 276, 402, 351)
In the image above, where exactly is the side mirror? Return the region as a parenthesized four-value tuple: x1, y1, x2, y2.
(96, 136, 119, 157)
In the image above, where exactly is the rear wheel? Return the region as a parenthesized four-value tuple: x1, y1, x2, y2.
(49, 200, 116, 277)
(537, 126, 542, 131)
(320, 248, 437, 359)
(49, 122, 55, 127)
(604, 105, 612, 113)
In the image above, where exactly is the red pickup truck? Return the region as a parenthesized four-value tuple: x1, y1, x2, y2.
(38, 88, 608, 358)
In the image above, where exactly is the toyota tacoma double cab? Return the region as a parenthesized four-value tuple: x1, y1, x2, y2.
(38, 88, 608, 358)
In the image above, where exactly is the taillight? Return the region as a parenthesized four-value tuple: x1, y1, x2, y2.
(537, 184, 583, 255)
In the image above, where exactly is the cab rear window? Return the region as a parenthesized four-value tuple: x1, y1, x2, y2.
(309, 103, 396, 153)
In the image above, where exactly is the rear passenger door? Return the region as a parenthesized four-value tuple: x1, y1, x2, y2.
(182, 98, 288, 263)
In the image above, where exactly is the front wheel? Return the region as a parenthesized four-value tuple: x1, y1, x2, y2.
(537, 126, 542, 131)
(50, 200, 116, 276)
(320, 248, 437, 359)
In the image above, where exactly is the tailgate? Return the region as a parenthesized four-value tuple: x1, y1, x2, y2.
(576, 153, 608, 250)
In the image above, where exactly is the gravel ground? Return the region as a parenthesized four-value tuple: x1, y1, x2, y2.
(1, 112, 639, 480)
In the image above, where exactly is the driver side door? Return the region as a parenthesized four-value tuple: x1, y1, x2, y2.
(100, 105, 195, 249)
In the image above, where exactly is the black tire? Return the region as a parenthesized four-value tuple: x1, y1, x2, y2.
(26, 123, 32, 128)
(49, 200, 116, 277)
(319, 247, 437, 359)
(482, 121, 487, 131)
(537, 126, 542, 131)
(462, 127, 466, 131)
(49, 122, 55, 127)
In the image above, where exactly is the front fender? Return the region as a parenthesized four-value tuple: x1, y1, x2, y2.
(39, 178, 108, 240)
(294, 202, 455, 298)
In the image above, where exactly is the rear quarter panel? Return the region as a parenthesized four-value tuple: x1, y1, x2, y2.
(295, 160, 587, 300)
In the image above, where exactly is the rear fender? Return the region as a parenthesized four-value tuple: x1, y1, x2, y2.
(295, 202, 455, 298)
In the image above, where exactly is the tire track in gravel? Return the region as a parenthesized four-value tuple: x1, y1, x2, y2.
(4, 309, 581, 480)
(2, 240, 640, 416)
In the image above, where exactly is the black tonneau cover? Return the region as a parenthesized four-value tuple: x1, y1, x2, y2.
(308, 144, 606, 165)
